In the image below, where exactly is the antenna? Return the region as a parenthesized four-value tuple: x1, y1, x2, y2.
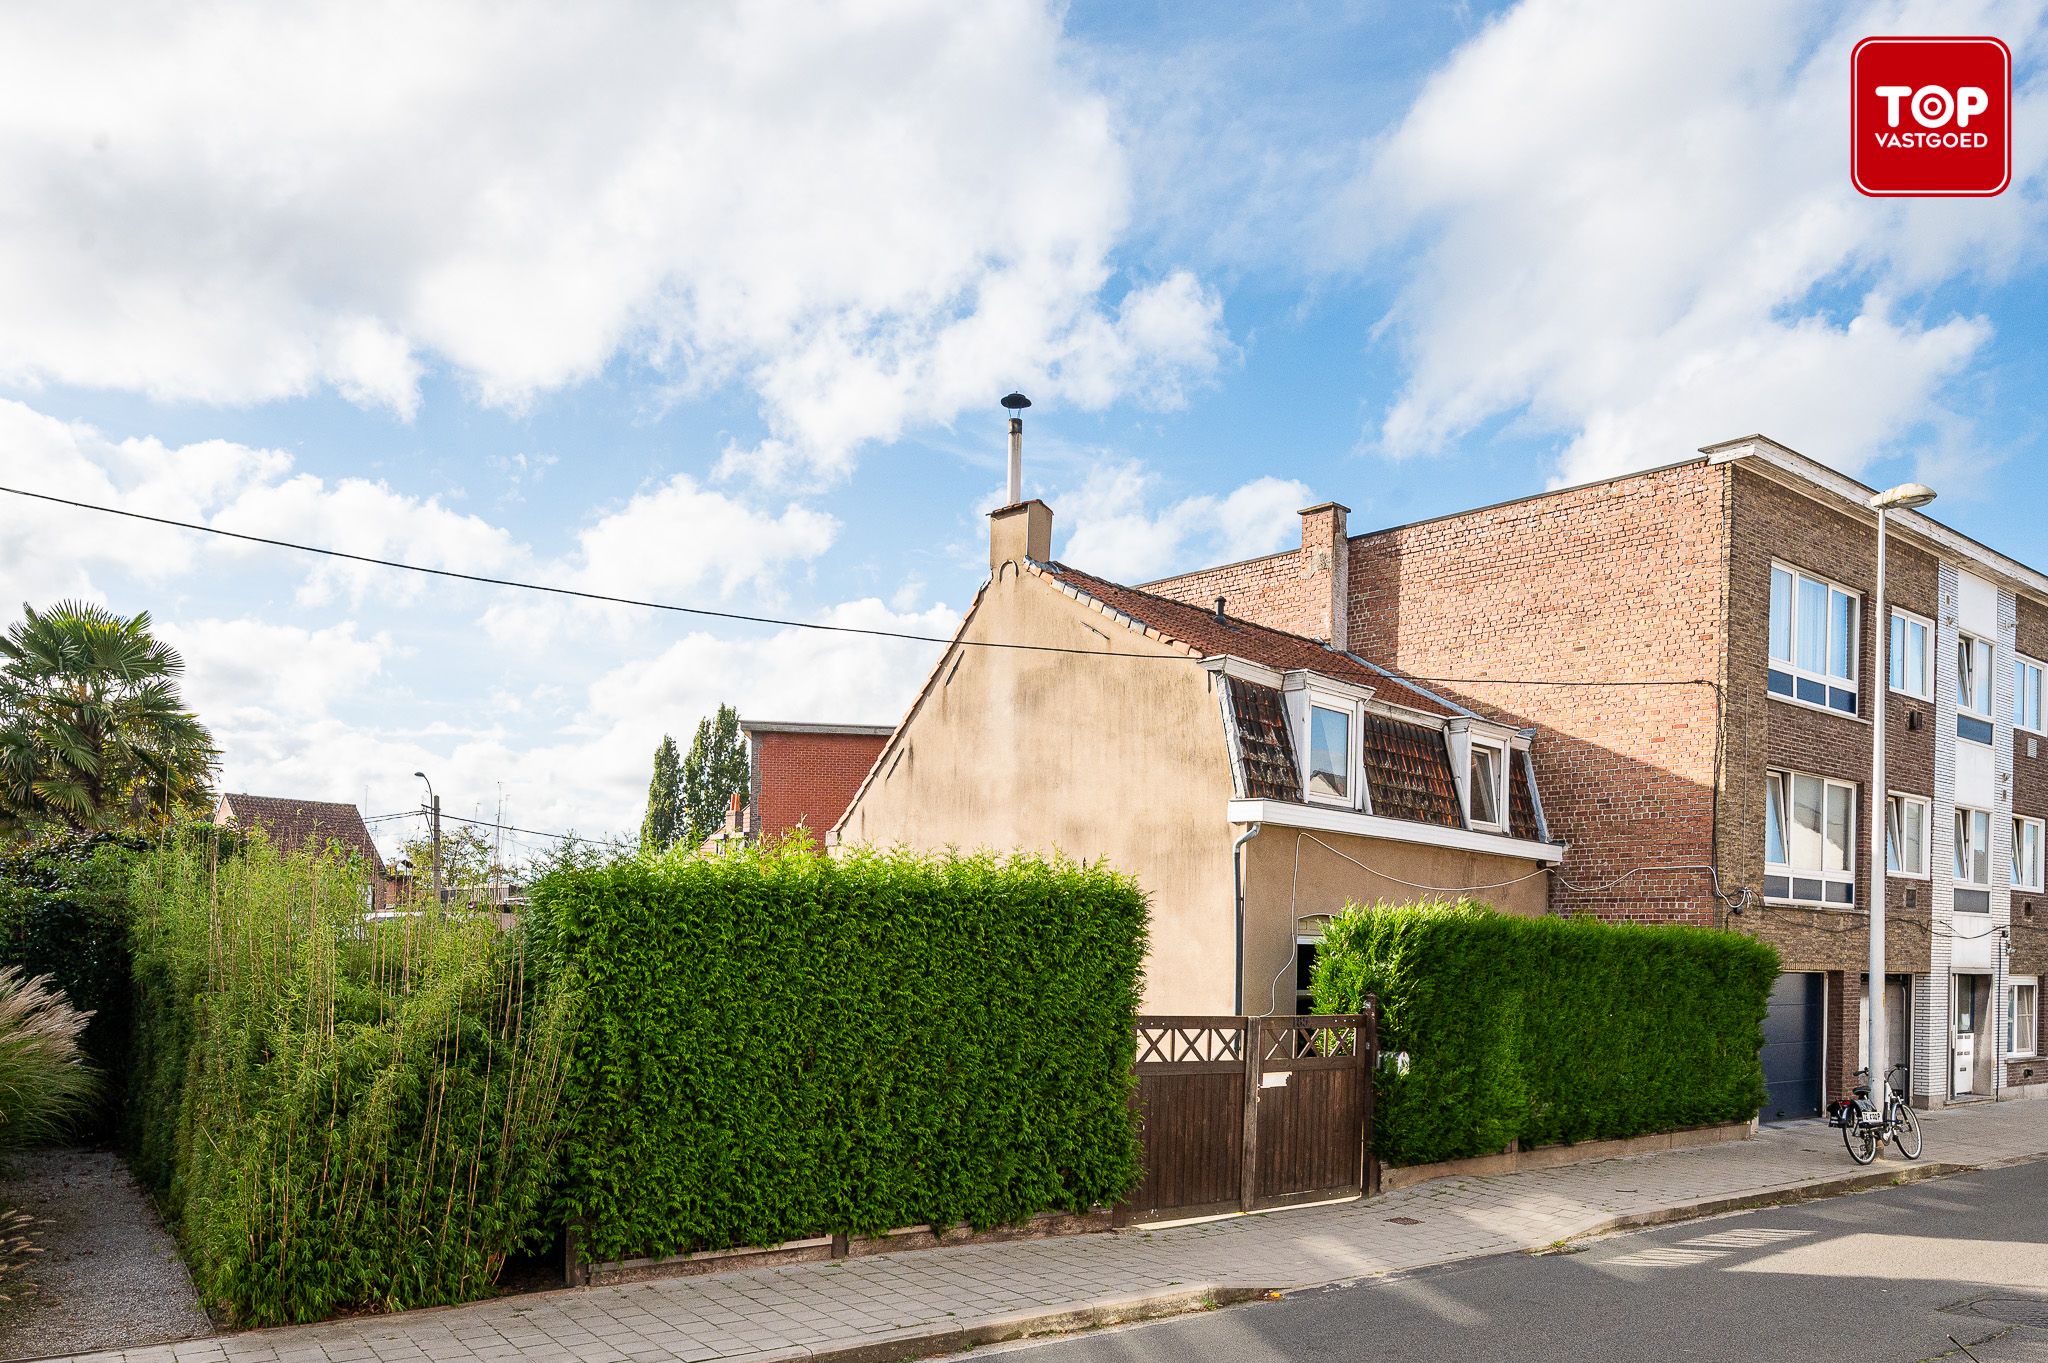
(1001, 391, 1031, 505)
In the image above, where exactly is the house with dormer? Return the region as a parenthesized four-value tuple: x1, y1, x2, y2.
(833, 495, 1563, 1016)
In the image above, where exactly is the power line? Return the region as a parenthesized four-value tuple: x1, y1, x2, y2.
(0, 483, 1719, 688)
(434, 809, 618, 844)
(0, 484, 1168, 661)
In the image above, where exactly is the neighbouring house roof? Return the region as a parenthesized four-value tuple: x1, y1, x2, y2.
(1226, 679, 1298, 801)
(739, 720, 896, 738)
(1357, 710, 1464, 828)
(215, 793, 384, 870)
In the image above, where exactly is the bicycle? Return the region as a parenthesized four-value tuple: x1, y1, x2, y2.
(1825, 1062, 1921, 1164)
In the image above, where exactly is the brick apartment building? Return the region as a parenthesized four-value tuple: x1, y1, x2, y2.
(709, 719, 893, 848)
(1145, 436, 2047, 1118)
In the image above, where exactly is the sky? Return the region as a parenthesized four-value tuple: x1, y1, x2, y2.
(4, 0, 2048, 858)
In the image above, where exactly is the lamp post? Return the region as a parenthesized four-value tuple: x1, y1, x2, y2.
(414, 770, 442, 907)
(1867, 481, 1937, 1099)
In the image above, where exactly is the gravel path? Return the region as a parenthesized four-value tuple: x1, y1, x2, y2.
(0, 1148, 211, 1360)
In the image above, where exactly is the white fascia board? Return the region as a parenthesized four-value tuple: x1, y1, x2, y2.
(1201, 655, 1285, 689)
(1280, 668, 1377, 704)
(1708, 437, 2048, 606)
(1226, 799, 1566, 863)
(1445, 713, 1520, 745)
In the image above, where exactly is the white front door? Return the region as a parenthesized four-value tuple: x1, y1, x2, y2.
(1954, 1033, 1976, 1095)
(1954, 974, 1984, 1096)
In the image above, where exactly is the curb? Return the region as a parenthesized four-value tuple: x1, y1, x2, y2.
(1545, 1159, 1974, 1248)
(782, 1286, 1273, 1363)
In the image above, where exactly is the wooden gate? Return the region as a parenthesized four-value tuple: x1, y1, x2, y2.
(1118, 1006, 1376, 1224)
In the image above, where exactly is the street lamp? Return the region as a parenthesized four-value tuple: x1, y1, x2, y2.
(414, 770, 443, 907)
(1867, 481, 1936, 1104)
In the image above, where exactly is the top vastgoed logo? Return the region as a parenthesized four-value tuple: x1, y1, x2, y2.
(1852, 36, 2010, 197)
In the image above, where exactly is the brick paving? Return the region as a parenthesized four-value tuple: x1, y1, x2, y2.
(75, 1100, 2048, 1363)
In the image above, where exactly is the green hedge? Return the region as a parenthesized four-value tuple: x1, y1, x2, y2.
(127, 830, 576, 1326)
(0, 833, 143, 1134)
(1311, 900, 1777, 1167)
(531, 841, 1146, 1263)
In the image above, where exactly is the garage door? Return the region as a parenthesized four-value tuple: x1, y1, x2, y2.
(1760, 972, 1825, 1123)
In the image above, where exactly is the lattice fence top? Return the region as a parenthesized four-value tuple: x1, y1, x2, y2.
(1135, 1019, 1245, 1067)
(1261, 1019, 1359, 1063)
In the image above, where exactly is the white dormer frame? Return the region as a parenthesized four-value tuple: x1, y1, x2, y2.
(1445, 715, 1521, 833)
(1280, 669, 1375, 814)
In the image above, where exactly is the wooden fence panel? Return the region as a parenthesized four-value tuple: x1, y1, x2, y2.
(1119, 1004, 1377, 1224)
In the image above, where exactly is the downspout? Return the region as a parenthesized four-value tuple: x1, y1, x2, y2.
(1233, 822, 1262, 1015)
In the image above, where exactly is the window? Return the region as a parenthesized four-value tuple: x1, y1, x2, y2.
(1765, 769, 1857, 906)
(2016, 657, 2046, 734)
(1889, 609, 1932, 699)
(2009, 978, 2040, 1058)
(1468, 742, 1505, 830)
(1306, 703, 1351, 803)
(1955, 807, 1993, 889)
(1768, 564, 1859, 714)
(2015, 816, 2045, 892)
(1294, 937, 1320, 1016)
(1886, 793, 1930, 878)
(1957, 633, 1994, 744)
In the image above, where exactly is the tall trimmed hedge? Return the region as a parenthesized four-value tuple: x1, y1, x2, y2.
(1311, 901, 1777, 1167)
(531, 841, 1146, 1263)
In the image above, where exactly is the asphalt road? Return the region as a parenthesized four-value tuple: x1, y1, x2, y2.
(984, 1157, 2048, 1363)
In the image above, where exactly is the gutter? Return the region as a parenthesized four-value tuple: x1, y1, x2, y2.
(1231, 822, 1262, 1015)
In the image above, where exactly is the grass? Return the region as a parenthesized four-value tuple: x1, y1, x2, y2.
(0, 968, 95, 1152)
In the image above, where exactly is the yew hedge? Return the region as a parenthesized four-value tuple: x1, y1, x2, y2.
(530, 841, 1147, 1263)
(1311, 900, 1777, 1167)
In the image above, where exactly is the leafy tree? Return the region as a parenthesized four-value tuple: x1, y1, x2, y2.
(0, 601, 219, 839)
(680, 704, 747, 847)
(395, 824, 503, 902)
(639, 734, 684, 852)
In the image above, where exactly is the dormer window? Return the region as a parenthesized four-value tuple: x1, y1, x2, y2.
(1467, 742, 1505, 831)
(1307, 704, 1352, 801)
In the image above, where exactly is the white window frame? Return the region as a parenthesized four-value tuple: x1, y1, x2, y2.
(1886, 792, 1931, 880)
(1466, 739, 1508, 833)
(1765, 768, 1858, 908)
(1955, 806, 1994, 889)
(1768, 562, 1861, 716)
(1888, 608, 1933, 700)
(2014, 815, 2045, 892)
(2009, 977, 2039, 1059)
(1302, 699, 1358, 808)
(2016, 655, 2046, 735)
(1957, 632, 1995, 721)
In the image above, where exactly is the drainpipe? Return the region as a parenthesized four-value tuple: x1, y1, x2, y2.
(1232, 823, 1262, 1015)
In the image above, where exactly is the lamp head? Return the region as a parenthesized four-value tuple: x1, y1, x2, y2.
(1870, 482, 1937, 512)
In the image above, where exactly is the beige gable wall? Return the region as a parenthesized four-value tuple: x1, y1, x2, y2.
(837, 562, 1240, 1013)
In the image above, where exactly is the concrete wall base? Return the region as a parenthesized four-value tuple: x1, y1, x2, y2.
(1378, 1119, 1757, 1192)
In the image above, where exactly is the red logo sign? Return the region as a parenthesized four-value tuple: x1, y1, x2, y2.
(1853, 36, 2010, 196)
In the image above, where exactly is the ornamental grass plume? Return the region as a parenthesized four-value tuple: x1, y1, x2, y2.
(0, 967, 97, 1151)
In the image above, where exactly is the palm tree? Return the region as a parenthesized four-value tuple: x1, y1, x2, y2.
(0, 601, 219, 838)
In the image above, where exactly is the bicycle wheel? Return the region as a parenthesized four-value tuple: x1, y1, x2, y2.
(1890, 1100, 1922, 1160)
(1844, 1121, 1878, 1164)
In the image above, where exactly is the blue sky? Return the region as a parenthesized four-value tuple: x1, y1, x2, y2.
(3, 0, 2046, 853)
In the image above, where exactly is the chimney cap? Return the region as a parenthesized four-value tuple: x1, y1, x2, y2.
(1001, 391, 1032, 411)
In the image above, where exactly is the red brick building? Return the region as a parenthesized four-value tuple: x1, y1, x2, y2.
(711, 720, 892, 848)
(1146, 437, 2048, 1118)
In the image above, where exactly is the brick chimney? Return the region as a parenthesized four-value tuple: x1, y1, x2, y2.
(1298, 501, 1349, 645)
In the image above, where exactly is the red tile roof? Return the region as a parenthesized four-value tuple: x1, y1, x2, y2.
(1036, 563, 1459, 718)
(218, 793, 384, 870)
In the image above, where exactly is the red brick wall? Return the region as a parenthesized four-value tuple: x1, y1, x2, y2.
(1346, 462, 1729, 923)
(2010, 598, 2048, 1090)
(751, 730, 890, 844)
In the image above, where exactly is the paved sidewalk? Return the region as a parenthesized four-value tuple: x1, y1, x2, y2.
(75, 1099, 2048, 1363)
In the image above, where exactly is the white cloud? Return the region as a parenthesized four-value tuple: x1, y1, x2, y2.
(0, 2, 1228, 482)
(1346, 0, 2048, 484)
(1056, 461, 1310, 582)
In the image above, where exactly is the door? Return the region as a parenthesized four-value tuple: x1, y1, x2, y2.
(1953, 974, 1991, 1096)
(1859, 975, 1912, 1093)
(1760, 972, 1825, 1122)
